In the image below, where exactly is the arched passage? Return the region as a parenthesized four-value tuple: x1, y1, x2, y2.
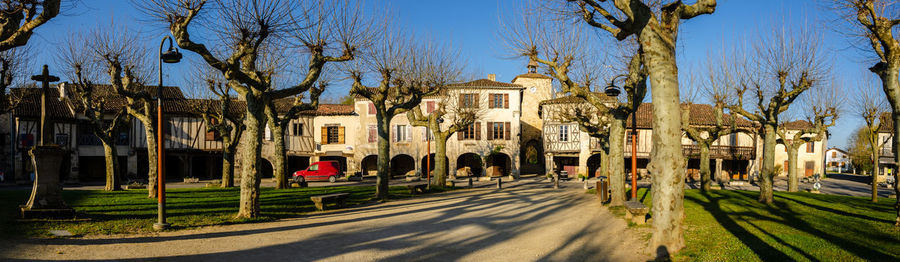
(457, 153, 483, 177)
(587, 154, 603, 178)
(260, 158, 274, 178)
(521, 139, 544, 175)
(361, 155, 378, 176)
(320, 156, 347, 172)
(487, 152, 511, 177)
(288, 156, 310, 173)
(420, 153, 449, 176)
(390, 154, 415, 177)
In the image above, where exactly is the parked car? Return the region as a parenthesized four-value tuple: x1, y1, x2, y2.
(292, 161, 343, 183)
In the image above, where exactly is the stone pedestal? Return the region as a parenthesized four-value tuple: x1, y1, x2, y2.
(21, 146, 73, 219)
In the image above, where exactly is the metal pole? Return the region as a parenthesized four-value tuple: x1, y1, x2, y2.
(427, 131, 431, 189)
(154, 37, 169, 231)
(631, 110, 637, 199)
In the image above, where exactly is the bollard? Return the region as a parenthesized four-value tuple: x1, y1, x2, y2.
(497, 177, 502, 189)
(468, 177, 474, 188)
(554, 173, 560, 189)
(597, 178, 609, 203)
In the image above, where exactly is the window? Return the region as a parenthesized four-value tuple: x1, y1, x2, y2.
(806, 141, 814, 153)
(206, 118, 221, 141)
(832, 151, 837, 158)
(292, 123, 304, 136)
(459, 122, 480, 140)
(729, 133, 738, 146)
(394, 125, 409, 142)
(460, 93, 479, 108)
(265, 125, 272, 141)
(559, 125, 569, 142)
(309, 164, 319, 171)
(368, 125, 377, 143)
(426, 101, 436, 113)
(321, 125, 344, 144)
(368, 102, 376, 115)
(627, 131, 637, 144)
(488, 93, 509, 109)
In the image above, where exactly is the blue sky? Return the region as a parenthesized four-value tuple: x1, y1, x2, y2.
(22, 0, 871, 149)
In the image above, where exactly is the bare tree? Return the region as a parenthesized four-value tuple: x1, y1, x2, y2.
(406, 88, 482, 187)
(682, 66, 752, 192)
(0, 45, 31, 114)
(350, 31, 465, 200)
(193, 77, 245, 188)
(776, 84, 839, 192)
(58, 34, 130, 191)
(828, 0, 900, 226)
(725, 26, 829, 203)
(141, 0, 371, 218)
(503, 7, 646, 207)
(554, 0, 716, 252)
(265, 81, 325, 189)
(0, 0, 60, 52)
(853, 76, 890, 202)
(86, 24, 163, 198)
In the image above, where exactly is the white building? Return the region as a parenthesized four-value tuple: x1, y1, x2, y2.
(825, 148, 852, 173)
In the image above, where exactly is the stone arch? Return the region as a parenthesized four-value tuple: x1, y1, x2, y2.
(360, 155, 378, 176)
(390, 154, 415, 177)
(521, 139, 544, 174)
(420, 153, 449, 176)
(456, 153, 483, 177)
(587, 154, 603, 178)
(260, 158, 274, 178)
(487, 152, 511, 177)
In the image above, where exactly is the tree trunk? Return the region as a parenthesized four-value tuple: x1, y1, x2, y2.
(787, 146, 799, 192)
(871, 145, 879, 202)
(759, 124, 777, 203)
(433, 133, 449, 187)
(101, 138, 120, 191)
(375, 109, 392, 200)
(221, 135, 235, 188)
(599, 143, 609, 181)
(643, 29, 687, 252)
(141, 117, 158, 198)
(699, 143, 711, 192)
(608, 117, 626, 207)
(236, 98, 264, 218)
(269, 120, 288, 189)
(876, 63, 900, 226)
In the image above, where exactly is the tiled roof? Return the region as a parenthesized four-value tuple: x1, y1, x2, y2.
(538, 93, 618, 105)
(512, 73, 553, 82)
(10, 88, 74, 120)
(448, 79, 523, 88)
(302, 104, 355, 116)
(543, 99, 756, 129)
(780, 120, 814, 130)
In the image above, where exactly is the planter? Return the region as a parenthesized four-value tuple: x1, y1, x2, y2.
(184, 177, 200, 183)
(405, 176, 421, 182)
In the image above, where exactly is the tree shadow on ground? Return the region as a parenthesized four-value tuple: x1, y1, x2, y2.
(3, 182, 638, 261)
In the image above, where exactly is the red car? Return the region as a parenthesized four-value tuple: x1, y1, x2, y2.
(293, 161, 343, 183)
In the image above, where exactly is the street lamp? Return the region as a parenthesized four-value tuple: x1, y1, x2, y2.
(604, 75, 637, 200)
(154, 36, 182, 231)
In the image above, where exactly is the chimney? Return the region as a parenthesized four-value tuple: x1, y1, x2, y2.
(488, 74, 496, 81)
(57, 82, 67, 99)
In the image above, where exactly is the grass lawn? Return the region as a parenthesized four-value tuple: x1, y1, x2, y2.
(1, 185, 450, 238)
(627, 188, 900, 261)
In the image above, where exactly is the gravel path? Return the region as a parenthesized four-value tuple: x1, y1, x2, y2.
(1, 180, 649, 262)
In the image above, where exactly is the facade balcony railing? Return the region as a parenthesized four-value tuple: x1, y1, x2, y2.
(682, 145, 756, 160)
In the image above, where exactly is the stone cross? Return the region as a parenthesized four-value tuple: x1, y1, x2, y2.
(30, 65, 60, 147)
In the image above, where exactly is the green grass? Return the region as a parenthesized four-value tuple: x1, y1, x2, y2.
(627, 188, 900, 261)
(1, 185, 452, 238)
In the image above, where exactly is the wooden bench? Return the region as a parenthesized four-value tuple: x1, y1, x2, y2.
(310, 193, 349, 211)
(624, 200, 649, 225)
(407, 182, 428, 194)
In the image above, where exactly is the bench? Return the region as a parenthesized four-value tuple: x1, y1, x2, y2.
(407, 182, 428, 194)
(310, 193, 349, 211)
(624, 201, 649, 225)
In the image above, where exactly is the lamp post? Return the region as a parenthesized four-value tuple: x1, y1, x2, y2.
(153, 36, 182, 231)
(604, 75, 637, 200)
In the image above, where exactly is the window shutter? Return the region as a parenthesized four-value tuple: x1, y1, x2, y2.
(475, 122, 481, 140)
(505, 122, 511, 140)
(458, 128, 463, 141)
(486, 122, 493, 140)
(368, 126, 376, 143)
(488, 94, 495, 109)
(392, 125, 397, 142)
(338, 126, 345, 144)
(321, 127, 328, 144)
(503, 94, 509, 108)
(474, 94, 480, 108)
(206, 130, 216, 141)
(368, 103, 375, 114)
(459, 94, 464, 108)
(426, 101, 435, 113)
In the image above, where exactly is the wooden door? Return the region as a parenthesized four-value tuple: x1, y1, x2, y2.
(805, 161, 814, 177)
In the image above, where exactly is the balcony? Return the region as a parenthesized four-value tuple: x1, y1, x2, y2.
(682, 145, 756, 160)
